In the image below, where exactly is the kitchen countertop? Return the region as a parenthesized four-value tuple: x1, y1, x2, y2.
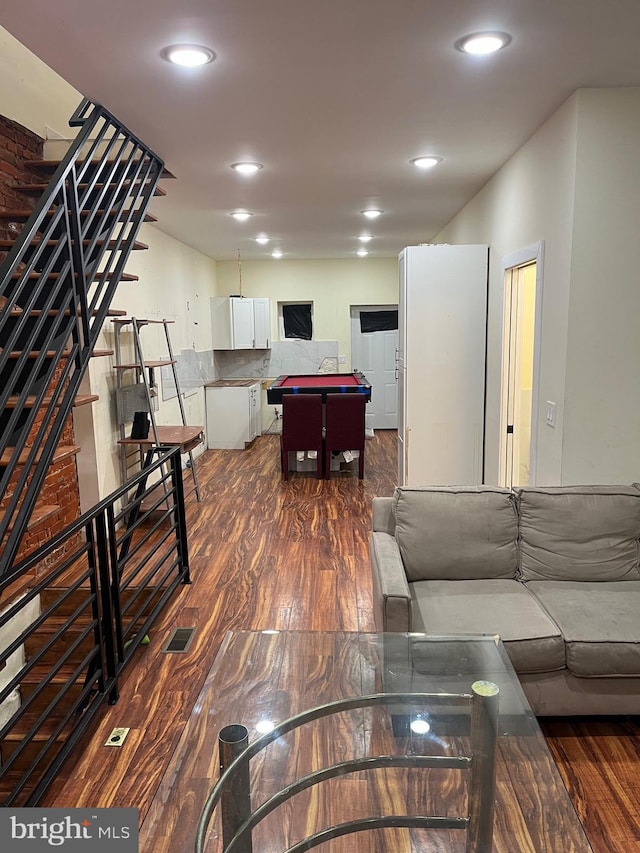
(204, 379, 259, 388)
(205, 379, 276, 389)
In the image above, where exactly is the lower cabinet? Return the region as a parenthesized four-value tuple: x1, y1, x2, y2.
(205, 382, 261, 449)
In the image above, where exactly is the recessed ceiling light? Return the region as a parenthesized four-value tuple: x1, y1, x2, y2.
(255, 235, 269, 244)
(359, 234, 372, 243)
(231, 162, 263, 175)
(357, 248, 369, 257)
(410, 156, 442, 170)
(161, 44, 216, 66)
(362, 209, 383, 219)
(271, 249, 283, 258)
(230, 210, 253, 221)
(455, 32, 511, 55)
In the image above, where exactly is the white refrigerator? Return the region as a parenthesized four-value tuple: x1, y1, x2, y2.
(397, 244, 489, 486)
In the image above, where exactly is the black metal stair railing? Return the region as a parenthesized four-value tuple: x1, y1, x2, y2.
(0, 98, 165, 579)
(0, 446, 190, 807)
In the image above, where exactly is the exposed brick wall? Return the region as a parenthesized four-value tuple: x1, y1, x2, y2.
(0, 115, 42, 243)
(0, 114, 83, 571)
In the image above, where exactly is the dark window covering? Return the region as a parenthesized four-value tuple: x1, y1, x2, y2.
(283, 304, 313, 339)
(360, 310, 398, 333)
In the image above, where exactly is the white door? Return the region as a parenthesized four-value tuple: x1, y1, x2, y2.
(350, 306, 399, 430)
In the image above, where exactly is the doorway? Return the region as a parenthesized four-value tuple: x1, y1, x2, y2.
(499, 244, 544, 488)
(350, 306, 398, 430)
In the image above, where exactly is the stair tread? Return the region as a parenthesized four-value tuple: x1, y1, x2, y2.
(3, 699, 80, 740)
(5, 506, 59, 531)
(17, 182, 166, 197)
(10, 271, 139, 282)
(24, 614, 93, 633)
(0, 768, 29, 789)
(0, 445, 80, 466)
(4, 307, 128, 318)
(0, 238, 148, 250)
(26, 159, 175, 179)
(2, 349, 113, 358)
(73, 394, 99, 406)
(4, 394, 98, 409)
(0, 209, 157, 223)
(20, 658, 86, 681)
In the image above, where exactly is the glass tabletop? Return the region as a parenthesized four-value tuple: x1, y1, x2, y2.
(141, 630, 594, 853)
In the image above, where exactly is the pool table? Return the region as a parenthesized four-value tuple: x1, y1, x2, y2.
(266, 370, 372, 404)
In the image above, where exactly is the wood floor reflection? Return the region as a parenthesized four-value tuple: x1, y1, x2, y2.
(41, 432, 640, 852)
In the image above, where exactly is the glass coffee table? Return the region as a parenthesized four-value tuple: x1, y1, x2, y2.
(141, 631, 594, 852)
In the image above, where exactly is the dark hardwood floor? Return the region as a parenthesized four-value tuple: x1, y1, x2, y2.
(41, 432, 640, 851)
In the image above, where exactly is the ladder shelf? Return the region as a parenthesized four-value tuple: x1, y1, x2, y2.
(112, 317, 203, 508)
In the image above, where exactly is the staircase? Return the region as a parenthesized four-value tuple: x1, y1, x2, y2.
(0, 97, 164, 579)
(0, 99, 190, 806)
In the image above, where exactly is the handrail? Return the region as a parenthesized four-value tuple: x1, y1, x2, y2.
(0, 98, 165, 579)
(0, 446, 189, 806)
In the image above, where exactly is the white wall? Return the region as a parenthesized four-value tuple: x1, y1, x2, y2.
(0, 26, 79, 138)
(562, 88, 640, 482)
(87, 226, 217, 500)
(435, 93, 580, 484)
(215, 257, 398, 368)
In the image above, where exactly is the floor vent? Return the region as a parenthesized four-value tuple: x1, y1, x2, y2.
(162, 627, 196, 654)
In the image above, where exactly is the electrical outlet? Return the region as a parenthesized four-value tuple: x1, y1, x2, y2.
(338, 355, 346, 364)
(105, 727, 130, 747)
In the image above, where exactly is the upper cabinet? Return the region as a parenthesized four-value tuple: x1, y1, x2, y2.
(211, 296, 271, 350)
(252, 298, 270, 349)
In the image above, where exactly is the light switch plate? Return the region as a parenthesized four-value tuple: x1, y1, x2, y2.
(546, 401, 556, 427)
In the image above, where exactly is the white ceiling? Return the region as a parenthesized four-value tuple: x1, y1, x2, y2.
(2, 1, 640, 261)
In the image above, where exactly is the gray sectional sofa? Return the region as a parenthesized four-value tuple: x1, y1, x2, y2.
(370, 485, 640, 716)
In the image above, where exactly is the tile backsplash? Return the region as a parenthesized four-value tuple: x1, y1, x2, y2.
(214, 340, 339, 379)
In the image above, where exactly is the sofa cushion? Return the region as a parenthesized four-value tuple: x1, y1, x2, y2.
(393, 487, 518, 581)
(527, 580, 640, 677)
(518, 486, 640, 582)
(410, 579, 565, 674)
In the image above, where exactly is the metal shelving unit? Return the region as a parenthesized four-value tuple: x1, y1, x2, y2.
(112, 317, 202, 503)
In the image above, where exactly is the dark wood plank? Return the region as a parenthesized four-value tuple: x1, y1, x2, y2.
(38, 431, 640, 852)
(541, 717, 640, 851)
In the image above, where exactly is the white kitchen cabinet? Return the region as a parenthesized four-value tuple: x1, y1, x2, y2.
(205, 381, 261, 449)
(398, 244, 489, 487)
(211, 297, 271, 350)
(252, 298, 271, 348)
(248, 383, 261, 442)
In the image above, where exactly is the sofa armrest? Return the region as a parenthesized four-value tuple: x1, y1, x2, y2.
(372, 496, 395, 535)
(370, 532, 411, 632)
